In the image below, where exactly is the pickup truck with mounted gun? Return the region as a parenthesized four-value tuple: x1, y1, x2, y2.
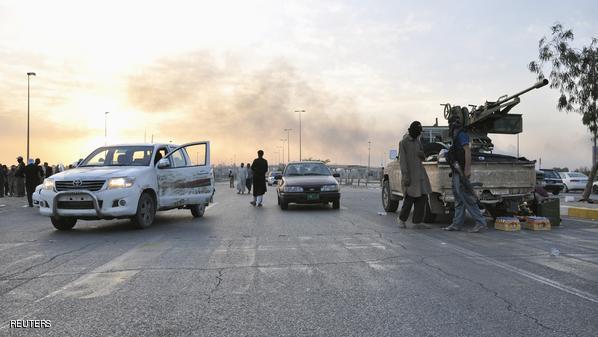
(382, 79, 549, 221)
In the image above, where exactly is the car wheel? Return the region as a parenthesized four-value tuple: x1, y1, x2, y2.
(593, 185, 598, 194)
(131, 192, 156, 229)
(564, 185, 569, 193)
(332, 200, 340, 210)
(382, 180, 399, 212)
(280, 200, 289, 210)
(190, 204, 205, 218)
(51, 216, 77, 231)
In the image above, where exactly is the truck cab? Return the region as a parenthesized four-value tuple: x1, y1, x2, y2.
(36, 141, 214, 230)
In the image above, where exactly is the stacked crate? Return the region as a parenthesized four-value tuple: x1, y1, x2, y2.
(494, 217, 521, 231)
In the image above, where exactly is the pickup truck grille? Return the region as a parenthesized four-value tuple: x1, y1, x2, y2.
(55, 180, 106, 192)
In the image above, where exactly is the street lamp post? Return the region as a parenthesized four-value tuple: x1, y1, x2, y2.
(295, 110, 305, 161)
(367, 141, 371, 187)
(284, 128, 292, 162)
(26, 72, 36, 161)
(280, 139, 286, 165)
(104, 112, 110, 145)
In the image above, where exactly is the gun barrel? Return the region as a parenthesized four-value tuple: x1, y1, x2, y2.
(496, 79, 549, 105)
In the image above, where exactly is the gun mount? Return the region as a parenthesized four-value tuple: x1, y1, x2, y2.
(440, 79, 549, 152)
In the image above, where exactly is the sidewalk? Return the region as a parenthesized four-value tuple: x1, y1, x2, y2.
(558, 195, 598, 220)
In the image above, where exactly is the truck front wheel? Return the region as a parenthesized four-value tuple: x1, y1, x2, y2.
(131, 192, 156, 229)
(51, 216, 77, 230)
(382, 180, 399, 212)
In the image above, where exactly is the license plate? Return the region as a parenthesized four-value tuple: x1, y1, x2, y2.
(58, 194, 93, 202)
(306, 193, 319, 201)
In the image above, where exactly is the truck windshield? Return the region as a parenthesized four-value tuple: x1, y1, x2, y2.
(79, 146, 154, 167)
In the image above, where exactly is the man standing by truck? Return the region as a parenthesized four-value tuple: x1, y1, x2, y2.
(443, 114, 487, 233)
(397, 121, 432, 228)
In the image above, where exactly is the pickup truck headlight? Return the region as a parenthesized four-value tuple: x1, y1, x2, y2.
(42, 178, 55, 190)
(321, 184, 339, 192)
(107, 177, 135, 189)
(283, 186, 303, 192)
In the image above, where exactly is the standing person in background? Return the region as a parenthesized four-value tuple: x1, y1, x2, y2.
(24, 159, 41, 207)
(43, 162, 53, 178)
(228, 169, 234, 188)
(397, 121, 432, 228)
(8, 165, 16, 197)
(236, 163, 247, 194)
(2, 165, 8, 196)
(250, 150, 268, 207)
(35, 158, 44, 180)
(0, 164, 5, 197)
(15, 156, 26, 197)
(245, 163, 253, 194)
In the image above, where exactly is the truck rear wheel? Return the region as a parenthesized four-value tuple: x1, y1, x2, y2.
(423, 200, 436, 223)
(131, 192, 156, 229)
(382, 180, 399, 212)
(51, 216, 77, 231)
(190, 204, 205, 218)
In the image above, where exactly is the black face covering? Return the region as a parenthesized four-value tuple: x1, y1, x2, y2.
(408, 122, 422, 139)
(448, 117, 462, 137)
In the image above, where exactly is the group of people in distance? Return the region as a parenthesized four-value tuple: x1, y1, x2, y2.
(398, 116, 487, 233)
(229, 150, 269, 207)
(0, 156, 59, 207)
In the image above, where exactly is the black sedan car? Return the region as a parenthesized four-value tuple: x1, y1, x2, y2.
(540, 169, 565, 195)
(276, 161, 341, 210)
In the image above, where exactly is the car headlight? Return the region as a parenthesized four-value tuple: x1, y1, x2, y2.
(107, 177, 135, 189)
(42, 178, 55, 190)
(283, 185, 303, 192)
(321, 184, 339, 192)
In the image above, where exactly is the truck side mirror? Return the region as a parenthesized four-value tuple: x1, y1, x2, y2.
(157, 158, 171, 169)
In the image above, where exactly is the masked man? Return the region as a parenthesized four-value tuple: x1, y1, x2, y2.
(397, 121, 432, 228)
(443, 114, 487, 233)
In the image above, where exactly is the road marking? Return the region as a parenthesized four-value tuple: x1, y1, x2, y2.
(0, 243, 26, 252)
(445, 243, 598, 304)
(340, 206, 349, 210)
(40, 240, 170, 300)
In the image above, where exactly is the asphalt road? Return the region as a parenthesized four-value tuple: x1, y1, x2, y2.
(1, 183, 597, 337)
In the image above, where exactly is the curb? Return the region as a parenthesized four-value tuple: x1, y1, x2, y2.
(565, 206, 598, 220)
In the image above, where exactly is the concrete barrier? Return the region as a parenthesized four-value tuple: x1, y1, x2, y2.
(567, 207, 598, 220)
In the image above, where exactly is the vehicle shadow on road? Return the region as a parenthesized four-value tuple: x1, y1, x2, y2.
(44, 213, 215, 236)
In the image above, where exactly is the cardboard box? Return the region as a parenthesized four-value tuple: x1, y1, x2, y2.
(494, 217, 521, 231)
(524, 216, 551, 231)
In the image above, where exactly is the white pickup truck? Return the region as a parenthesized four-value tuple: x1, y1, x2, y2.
(36, 141, 214, 230)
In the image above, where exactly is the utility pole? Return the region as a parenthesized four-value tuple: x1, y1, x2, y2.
(280, 139, 286, 165)
(295, 110, 305, 160)
(26, 72, 36, 160)
(284, 128, 292, 162)
(367, 140, 371, 187)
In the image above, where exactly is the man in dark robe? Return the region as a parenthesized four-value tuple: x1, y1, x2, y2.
(24, 159, 41, 207)
(250, 150, 268, 207)
(15, 156, 26, 197)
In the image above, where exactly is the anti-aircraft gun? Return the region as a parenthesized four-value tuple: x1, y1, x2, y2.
(439, 79, 549, 152)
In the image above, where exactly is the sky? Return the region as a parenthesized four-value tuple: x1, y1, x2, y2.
(1, 0, 597, 169)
